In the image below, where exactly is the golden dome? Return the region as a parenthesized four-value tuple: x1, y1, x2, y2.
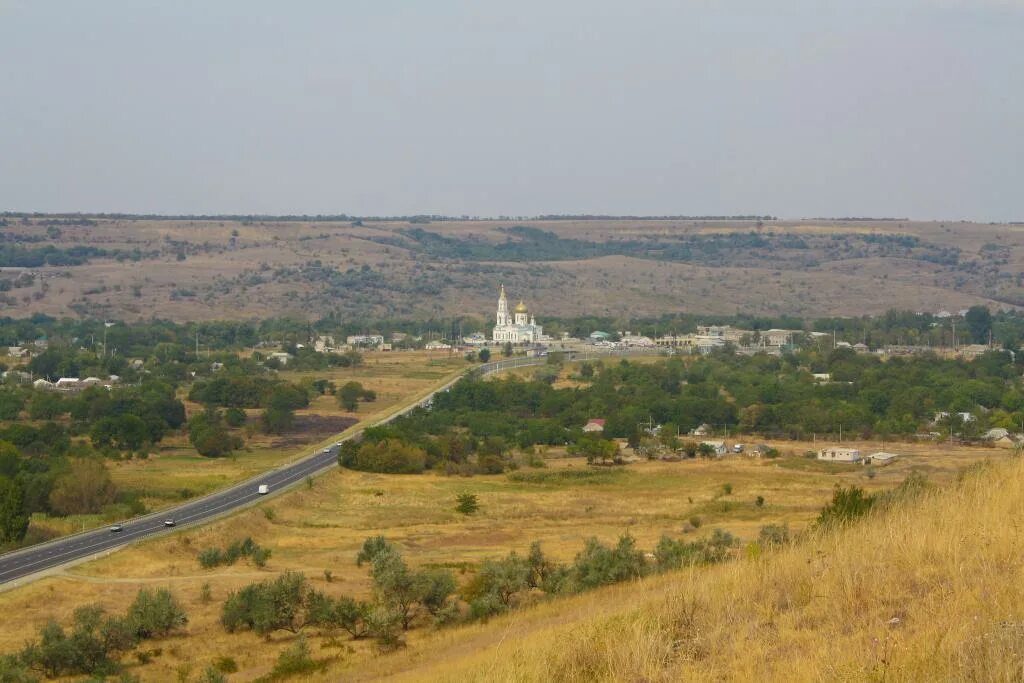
(514, 301, 528, 314)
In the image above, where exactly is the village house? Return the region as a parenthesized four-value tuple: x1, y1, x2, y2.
(346, 334, 385, 347)
(701, 440, 728, 456)
(268, 352, 292, 366)
(817, 447, 862, 463)
(983, 427, 1010, 441)
(6, 346, 29, 358)
(55, 377, 81, 392)
(2, 370, 30, 384)
(691, 423, 712, 437)
(582, 419, 606, 433)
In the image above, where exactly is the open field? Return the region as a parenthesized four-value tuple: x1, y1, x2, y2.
(3, 216, 1023, 322)
(23, 351, 469, 541)
(0, 434, 1009, 680)
(379, 454, 1024, 682)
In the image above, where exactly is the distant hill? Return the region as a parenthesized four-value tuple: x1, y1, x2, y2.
(0, 216, 1018, 321)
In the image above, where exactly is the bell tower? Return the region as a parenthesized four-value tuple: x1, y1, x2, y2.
(496, 284, 509, 326)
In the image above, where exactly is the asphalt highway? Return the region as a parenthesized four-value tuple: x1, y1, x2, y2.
(0, 350, 655, 586)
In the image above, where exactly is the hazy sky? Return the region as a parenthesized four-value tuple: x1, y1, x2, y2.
(1, 1, 1021, 220)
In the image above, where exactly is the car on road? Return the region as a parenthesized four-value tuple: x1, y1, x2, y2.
(163, 519, 176, 527)
(109, 524, 123, 532)
(258, 484, 269, 495)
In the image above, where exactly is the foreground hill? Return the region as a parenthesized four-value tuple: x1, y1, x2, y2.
(362, 457, 1024, 682)
(1, 215, 1019, 321)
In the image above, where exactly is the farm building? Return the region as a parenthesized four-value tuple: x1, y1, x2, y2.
(817, 447, 862, 463)
(868, 452, 898, 466)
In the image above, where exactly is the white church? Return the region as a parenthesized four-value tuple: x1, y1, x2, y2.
(492, 285, 544, 344)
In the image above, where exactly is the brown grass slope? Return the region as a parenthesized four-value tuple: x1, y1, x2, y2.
(5, 217, 1021, 321)
(371, 459, 1024, 682)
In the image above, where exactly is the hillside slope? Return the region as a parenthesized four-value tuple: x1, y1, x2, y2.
(364, 458, 1024, 682)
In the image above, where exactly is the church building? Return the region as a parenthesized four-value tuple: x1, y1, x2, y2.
(492, 285, 543, 344)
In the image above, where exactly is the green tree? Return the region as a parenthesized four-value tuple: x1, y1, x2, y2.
(465, 554, 530, 608)
(338, 381, 366, 412)
(0, 389, 24, 420)
(188, 408, 239, 458)
(349, 439, 426, 474)
(48, 459, 117, 515)
(477, 348, 491, 363)
(0, 475, 29, 544)
(371, 548, 421, 630)
(27, 392, 64, 420)
(964, 305, 993, 344)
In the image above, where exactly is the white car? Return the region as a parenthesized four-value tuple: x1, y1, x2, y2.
(258, 484, 269, 495)
(109, 524, 123, 532)
(163, 519, 176, 527)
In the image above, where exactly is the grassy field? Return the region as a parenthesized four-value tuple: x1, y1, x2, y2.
(0, 433, 1009, 680)
(3, 216, 1021, 322)
(383, 455, 1024, 682)
(25, 351, 470, 540)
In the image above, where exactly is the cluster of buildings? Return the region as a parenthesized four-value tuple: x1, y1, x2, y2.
(31, 375, 120, 393)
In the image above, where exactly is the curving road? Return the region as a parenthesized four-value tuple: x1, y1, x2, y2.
(0, 350, 660, 588)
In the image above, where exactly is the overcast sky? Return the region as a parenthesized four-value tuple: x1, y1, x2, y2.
(1, 1, 1021, 220)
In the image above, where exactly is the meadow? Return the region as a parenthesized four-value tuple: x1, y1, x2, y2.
(0, 434, 1007, 681)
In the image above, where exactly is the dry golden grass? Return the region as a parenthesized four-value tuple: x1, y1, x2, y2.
(0, 437, 1009, 680)
(380, 457, 1024, 683)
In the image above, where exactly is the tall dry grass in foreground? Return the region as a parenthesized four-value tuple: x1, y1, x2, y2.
(391, 459, 1024, 682)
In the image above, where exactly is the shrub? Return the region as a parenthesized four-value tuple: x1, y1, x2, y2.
(571, 534, 647, 591)
(755, 495, 765, 507)
(199, 537, 270, 569)
(758, 523, 790, 548)
(817, 484, 875, 527)
(197, 547, 223, 569)
(126, 588, 187, 639)
(356, 536, 395, 567)
(455, 493, 479, 515)
(464, 555, 529, 607)
(213, 655, 237, 673)
(198, 666, 226, 683)
(270, 635, 319, 678)
(221, 571, 308, 635)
